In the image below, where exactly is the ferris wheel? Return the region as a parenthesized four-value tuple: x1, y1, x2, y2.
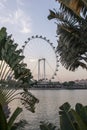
(22, 35, 59, 81)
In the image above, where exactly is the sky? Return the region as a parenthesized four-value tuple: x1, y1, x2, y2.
(0, 0, 87, 82)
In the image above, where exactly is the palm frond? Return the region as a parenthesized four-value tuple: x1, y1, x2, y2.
(8, 107, 23, 129)
(40, 121, 57, 130)
(0, 27, 39, 117)
(11, 120, 28, 130)
(20, 91, 39, 113)
(56, 0, 87, 18)
(0, 103, 8, 130)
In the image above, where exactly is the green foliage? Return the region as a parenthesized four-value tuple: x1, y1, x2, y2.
(11, 120, 28, 130)
(0, 103, 8, 130)
(48, 0, 87, 71)
(8, 107, 23, 130)
(59, 102, 87, 130)
(40, 121, 57, 130)
(0, 103, 23, 130)
(62, 81, 75, 86)
(0, 27, 39, 113)
(40, 103, 87, 130)
(0, 27, 39, 130)
(0, 27, 33, 85)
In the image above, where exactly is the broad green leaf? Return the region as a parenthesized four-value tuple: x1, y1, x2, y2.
(40, 121, 56, 130)
(0, 103, 8, 130)
(8, 107, 22, 130)
(59, 102, 76, 130)
(69, 109, 87, 130)
(76, 103, 87, 124)
(59, 102, 71, 112)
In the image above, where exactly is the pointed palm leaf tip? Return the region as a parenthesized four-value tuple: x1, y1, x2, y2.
(48, 0, 87, 71)
(0, 27, 39, 118)
(56, 0, 85, 16)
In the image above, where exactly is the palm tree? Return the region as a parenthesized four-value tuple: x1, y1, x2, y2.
(48, 0, 87, 71)
(0, 27, 39, 130)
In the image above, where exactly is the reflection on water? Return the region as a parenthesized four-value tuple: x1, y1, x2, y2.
(9, 90, 87, 130)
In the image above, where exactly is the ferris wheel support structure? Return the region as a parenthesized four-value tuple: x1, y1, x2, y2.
(38, 58, 46, 81)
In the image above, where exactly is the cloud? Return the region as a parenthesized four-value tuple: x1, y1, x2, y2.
(0, 8, 32, 34)
(0, 3, 4, 9)
(0, 0, 8, 7)
(21, 21, 31, 33)
(3, 0, 7, 2)
(0, 0, 7, 2)
(14, 8, 32, 33)
(0, 1, 5, 9)
(29, 58, 38, 62)
(0, 0, 31, 34)
(17, 0, 24, 6)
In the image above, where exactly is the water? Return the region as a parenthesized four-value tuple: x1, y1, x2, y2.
(10, 90, 87, 130)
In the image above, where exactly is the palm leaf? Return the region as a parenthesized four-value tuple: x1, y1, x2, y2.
(11, 119, 28, 130)
(40, 121, 57, 130)
(59, 102, 76, 130)
(8, 107, 23, 130)
(0, 103, 8, 130)
(69, 109, 87, 130)
(59, 102, 87, 130)
(0, 27, 39, 116)
(56, 0, 86, 17)
(20, 91, 39, 112)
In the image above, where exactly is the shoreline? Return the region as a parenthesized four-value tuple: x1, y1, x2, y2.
(30, 88, 87, 90)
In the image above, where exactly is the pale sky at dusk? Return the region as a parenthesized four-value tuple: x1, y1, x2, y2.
(0, 0, 87, 82)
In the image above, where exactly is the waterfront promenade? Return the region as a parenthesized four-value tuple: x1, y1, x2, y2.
(31, 81, 87, 89)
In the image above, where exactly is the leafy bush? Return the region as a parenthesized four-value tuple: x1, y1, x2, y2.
(40, 102, 87, 130)
(0, 27, 39, 130)
(40, 121, 57, 130)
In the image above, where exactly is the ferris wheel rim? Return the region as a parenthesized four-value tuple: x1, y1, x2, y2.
(22, 35, 59, 81)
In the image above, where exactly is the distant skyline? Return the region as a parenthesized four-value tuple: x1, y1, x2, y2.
(0, 0, 87, 82)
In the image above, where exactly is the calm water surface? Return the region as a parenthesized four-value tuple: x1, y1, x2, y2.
(10, 90, 87, 130)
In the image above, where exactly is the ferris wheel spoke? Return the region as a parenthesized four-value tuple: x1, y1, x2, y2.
(46, 60, 55, 73)
(32, 62, 38, 73)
